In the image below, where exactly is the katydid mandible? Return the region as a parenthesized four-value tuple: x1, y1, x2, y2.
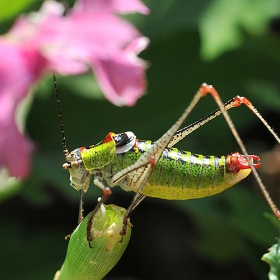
(54, 77, 280, 246)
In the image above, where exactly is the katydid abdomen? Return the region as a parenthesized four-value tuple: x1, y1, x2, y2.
(109, 139, 258, 200)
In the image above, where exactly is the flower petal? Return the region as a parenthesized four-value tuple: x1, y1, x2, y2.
(91, 37, 149, 106)
(73, 0, 150, 15)
(0, 40, 43, 177)
(0, 0, 150, 178)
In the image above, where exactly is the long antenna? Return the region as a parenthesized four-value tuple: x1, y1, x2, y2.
(53, 73, 85, 224)
(53, 73, 69, 157)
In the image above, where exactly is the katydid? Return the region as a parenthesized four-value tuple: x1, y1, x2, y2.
(54, 76, 280, 246)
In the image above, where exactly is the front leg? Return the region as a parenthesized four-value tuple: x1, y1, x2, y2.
(87, 176, 112, 248)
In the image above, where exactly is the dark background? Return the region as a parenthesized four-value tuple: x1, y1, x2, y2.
(1, 0, 280, 279)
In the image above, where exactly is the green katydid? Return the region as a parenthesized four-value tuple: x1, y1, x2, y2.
(54, 76, 280, 247)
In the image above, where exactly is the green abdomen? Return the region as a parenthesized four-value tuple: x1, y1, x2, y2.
(114, 140, 250, 200)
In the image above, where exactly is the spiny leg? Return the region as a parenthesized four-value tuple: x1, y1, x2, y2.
(112, 88, 213, 237)
(78, 190, 84, 224)
(118, 194, 146, 241)
(169, 93, 280, 148)
(169, 102, 230, 147)
(64, 189, 85, 240)
(199, 84, 280, 219)
(169, 88, 280, 216)
(119, 161, 156, 239)
(111, 83, 209, 186)
(117, 85, 222, 234)
(114, 85, 231, 237)
(118, 83, 280, 237)
(131, 194, 146, 212)
(87, 177, 112, 248)
(115, 85, 232, 236)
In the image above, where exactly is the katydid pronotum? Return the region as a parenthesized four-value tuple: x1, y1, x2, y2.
(54, 75, 280, 247)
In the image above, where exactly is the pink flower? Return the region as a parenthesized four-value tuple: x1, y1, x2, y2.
(0, 41, 46, 177)
(0, 0, 149, 178)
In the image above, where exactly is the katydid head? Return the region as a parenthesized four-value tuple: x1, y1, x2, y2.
(54, 73, 136, 192)
(63, 148, 91, 192)
(81, 131, 136, 170)
(62, 131, 136, 192)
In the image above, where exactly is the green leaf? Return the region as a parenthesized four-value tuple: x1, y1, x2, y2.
(0, 168, 21, 202)
(199, 0, 280, 60)
(262, 238, 280, 280)
(55, 204, 131, 280)
(244, 80, 280, 111)
(59, 75, 106, 100)
(0, 0, 36, 24)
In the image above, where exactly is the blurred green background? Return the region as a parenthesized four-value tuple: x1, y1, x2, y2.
(1, 0, 280, 279)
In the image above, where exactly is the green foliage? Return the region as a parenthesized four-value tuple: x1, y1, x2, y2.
(0, 169, 21, 202)
(0, 0, 37, 25)
(262, 236, 280, 280)
(199, 0, 280, 59)
(2, 0, 280, 279)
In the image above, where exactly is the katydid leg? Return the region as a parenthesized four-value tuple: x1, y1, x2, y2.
(87, 177, 112, 247)
(78, 190, 84, 224)
(199, 84, 280, 218)
(119, 83, 280, 237)
(170, 93, 280, 147)
(116, 85, 215, 236)
(167, 84, 280, 218)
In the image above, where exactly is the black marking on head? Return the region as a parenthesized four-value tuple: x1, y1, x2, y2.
(114, 133, 133, 148)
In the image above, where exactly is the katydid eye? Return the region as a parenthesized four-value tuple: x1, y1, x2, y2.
(114, 133, 128, 147)
(114, 131, 136, 154)
(114, 132, 135, 147)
